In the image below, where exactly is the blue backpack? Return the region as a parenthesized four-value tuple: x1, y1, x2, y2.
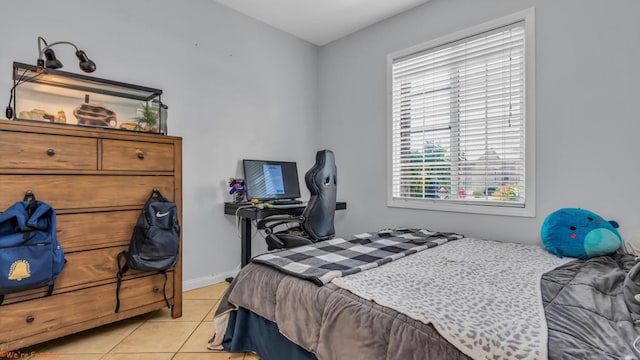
(0, 191, 66, 304)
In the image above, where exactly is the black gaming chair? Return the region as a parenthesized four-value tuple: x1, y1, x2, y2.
(257, 150, 337, 250)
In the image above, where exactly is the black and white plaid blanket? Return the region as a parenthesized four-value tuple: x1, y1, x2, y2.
(251, 228, 463, 285)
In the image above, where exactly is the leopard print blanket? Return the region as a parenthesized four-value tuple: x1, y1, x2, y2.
(332, 238, 572, 360)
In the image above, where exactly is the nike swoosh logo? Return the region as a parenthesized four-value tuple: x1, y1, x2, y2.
(156, 211, 171, 218)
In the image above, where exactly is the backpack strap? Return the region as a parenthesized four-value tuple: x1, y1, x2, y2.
(161, 270, 170, 309)
(0, 284, 55, 308)
(24, 190, 37, 218)
(23, 190, 36, 202)
(114, 251, 129, 313)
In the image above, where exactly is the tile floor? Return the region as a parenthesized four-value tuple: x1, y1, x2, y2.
(9, 282, 259, 360)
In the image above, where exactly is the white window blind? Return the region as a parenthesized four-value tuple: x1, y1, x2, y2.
(390, 20, 528, 210)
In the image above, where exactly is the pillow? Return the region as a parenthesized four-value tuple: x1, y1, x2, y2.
(541, 208, 622, 259)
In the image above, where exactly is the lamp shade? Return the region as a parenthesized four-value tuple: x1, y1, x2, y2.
(76, 50, 96, 73)
(44, 48, 63, 69)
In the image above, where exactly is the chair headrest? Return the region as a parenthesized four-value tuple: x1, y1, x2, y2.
(306, 150, 337, 194)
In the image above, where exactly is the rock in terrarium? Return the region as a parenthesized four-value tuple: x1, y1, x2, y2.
(19, 109, 67, 123)
(73, 94, 117, 127)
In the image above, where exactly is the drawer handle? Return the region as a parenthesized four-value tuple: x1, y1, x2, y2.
(136, 150, 145, 159)
(46, 149, 55, 156)
(25, 315, 35, 323)
(153, 286, 160, 293)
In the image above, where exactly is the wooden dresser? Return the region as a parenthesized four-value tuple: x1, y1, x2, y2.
(0, 119, 182, 351)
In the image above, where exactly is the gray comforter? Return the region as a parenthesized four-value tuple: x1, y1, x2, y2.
(211, 263, 469, 359)
(542, 253, 640, 359)
(211, 253, 640, 359)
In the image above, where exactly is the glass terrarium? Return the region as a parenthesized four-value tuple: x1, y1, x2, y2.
(11, 62, 166, 134)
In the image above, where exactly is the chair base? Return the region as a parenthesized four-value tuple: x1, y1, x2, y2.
(266, 230, 314, 251)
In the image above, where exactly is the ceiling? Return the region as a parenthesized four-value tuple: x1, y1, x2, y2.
(213, 0, 432, 46)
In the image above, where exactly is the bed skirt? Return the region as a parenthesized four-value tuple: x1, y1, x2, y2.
(222, 307, 318, 360)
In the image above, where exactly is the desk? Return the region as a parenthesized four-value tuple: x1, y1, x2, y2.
(224, 202, 347, 267)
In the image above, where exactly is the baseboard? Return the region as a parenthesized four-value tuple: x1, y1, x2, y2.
(183, 269, 240, 292)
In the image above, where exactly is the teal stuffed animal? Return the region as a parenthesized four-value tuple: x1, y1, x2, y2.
(541, 208, 622, 259)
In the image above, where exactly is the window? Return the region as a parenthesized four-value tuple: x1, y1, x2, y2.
(388, 9, 535, 217)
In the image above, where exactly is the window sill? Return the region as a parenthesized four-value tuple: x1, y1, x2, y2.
(387, 198, 535, 217)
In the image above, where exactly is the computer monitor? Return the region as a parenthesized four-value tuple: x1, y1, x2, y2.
(243, 159, 301, 201)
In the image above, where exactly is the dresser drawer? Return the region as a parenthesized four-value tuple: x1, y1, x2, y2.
(57, 246, 154, 290)
(102, 139, 174, 172)
(57, 246, 125, 289)
(57, 210, 140, 252)
(0, 272, 173, 343)
(0, 131, 97, 170)
(0, 175, 174, 210)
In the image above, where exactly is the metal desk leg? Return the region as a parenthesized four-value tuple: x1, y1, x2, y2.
(240, 216, 252, 267)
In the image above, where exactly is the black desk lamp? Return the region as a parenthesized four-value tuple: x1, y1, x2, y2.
(5, 37, 97, 119)
(37, 36, 96, 73)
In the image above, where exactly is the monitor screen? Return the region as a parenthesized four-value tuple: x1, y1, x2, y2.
(243, 159, 301, 201)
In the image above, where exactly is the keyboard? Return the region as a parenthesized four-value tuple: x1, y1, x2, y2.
(269, 202, 307, 209)
(270, 199, 303, 205)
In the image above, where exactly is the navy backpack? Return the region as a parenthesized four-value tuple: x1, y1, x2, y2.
(0, 191, 66, 304)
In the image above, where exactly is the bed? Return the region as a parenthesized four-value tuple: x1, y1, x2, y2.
(208, 228, 640, 360)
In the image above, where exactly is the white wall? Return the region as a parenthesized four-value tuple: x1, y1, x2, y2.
(318, 0, 640, 245)
(0, 0, 319, 289)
